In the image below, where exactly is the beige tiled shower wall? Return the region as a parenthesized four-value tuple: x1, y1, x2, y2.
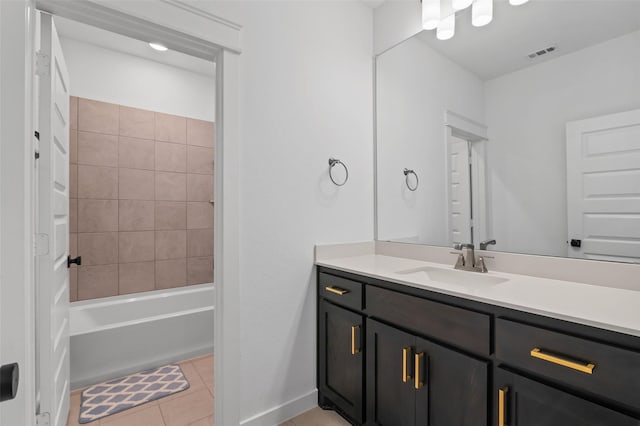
(69, 97, 215, 301)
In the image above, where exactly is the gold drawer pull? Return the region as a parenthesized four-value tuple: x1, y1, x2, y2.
(414, 352, 425, 390)
(351, 325, 360, 355)
(498, 386, 508, 426)
(402, 347, 412, 382)
(325, 286, 349, 296)
(530, 348, 595, 374)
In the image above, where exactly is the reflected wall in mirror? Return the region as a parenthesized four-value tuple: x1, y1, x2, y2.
(376, 0, 640, 263)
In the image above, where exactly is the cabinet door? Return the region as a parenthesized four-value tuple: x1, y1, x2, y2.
(495, 368, 640, 426)
(366, 319, 416, 426)
(319, 300, 364, 423)
(415, 337, 487, 426)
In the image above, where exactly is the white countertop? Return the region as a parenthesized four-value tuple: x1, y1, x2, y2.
(316, 254, 640, 338)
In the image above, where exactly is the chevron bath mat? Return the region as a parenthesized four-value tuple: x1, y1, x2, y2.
(78, 364, 190, 424)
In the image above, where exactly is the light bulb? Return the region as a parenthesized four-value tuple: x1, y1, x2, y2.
(452, 0, 473, 10)
(422, 0, 440, 30)
(437, 13, 455, 40)
(472, 0, 493, 27)
(509, 0, 529, 5)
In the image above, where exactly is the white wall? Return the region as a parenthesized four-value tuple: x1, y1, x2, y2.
(239, 5, 373, 422)
(485, 30, 640, 256)
(59, 37, 215, 121)
(194, 2, 375, 423)
(373, 1, 422, 54)
(376, 35, 484, 245)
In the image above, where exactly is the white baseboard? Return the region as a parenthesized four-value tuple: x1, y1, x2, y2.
(240, 389, 318, 426)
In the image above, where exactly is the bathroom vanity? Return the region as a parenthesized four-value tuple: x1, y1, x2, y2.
(322, 2, 640, 424)
(315, 250, 640, 426)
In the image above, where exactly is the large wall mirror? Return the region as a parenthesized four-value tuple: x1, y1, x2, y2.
(375, 0, 640, 263)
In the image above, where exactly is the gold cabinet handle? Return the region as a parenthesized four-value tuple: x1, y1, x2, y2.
(402, 347, 412, 382)
(530, 348, 595, 374)
(325, 286, 349, 296)
(498, 386, 508, 426)
(351, 325, 360, 355)
(414, 352, 425, 389)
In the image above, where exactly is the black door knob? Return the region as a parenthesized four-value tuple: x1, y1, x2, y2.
(0, 363, 19, 403)
(570, 239, 582, 248)
(67, 255, 82, 268)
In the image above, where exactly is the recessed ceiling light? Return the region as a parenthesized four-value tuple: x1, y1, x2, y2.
(149, 42, 168, 52)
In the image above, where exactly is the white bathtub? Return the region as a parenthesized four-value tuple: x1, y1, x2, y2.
(69, 284, 214, 389)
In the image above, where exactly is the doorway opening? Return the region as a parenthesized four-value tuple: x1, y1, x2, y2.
(34, 11, 217, 426)
(444, 110, 489, 248)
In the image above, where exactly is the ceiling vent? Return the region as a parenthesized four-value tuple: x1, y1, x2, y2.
(528, 45, 558, 59)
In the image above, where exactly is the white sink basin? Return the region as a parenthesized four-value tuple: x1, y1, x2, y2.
(396, 266, 509, 286)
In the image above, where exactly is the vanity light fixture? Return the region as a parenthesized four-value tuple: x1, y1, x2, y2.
(423, 0, 529, 38)
(472, 0, 493, 27)
(437, 13, 456, 40)
(149, 42, 168, 52)
(422, 0, 441, 30)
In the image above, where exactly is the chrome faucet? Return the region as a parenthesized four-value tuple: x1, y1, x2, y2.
(452, 243, 488, 273)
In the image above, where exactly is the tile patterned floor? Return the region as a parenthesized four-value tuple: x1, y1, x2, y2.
(280, 407, 351, 426)
(67, 354, 214, 426)
(67, 353, 348, 426)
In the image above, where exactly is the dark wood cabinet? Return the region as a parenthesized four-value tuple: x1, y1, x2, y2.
(317, 267, 640, 426)
(318, 299, 364, 423)
(366, 320, 416, 426)
(366, 319, 487, 426)
(494, 368, 640, 426)
(415, 335, 487, 426)
(495, 317, 640, 413)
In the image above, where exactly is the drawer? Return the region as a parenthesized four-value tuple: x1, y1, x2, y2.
(319, 273, 363, 311)
(366, 285, 490, 355)
(495, 318, 640, 412)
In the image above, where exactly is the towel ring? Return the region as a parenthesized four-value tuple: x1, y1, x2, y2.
(404, 168, 419, 191)
(329, 158, 349, 186)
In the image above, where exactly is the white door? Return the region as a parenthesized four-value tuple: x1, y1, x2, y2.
(36, 13, 71, 426)
(566, 109, 640, 263)
(447, 133, 472, 245)
(0, 3, 3, 419)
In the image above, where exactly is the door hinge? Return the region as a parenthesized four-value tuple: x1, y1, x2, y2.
(35, 51, 50, 77)
(36, 412, 50, 426)
(34, 132, 40, 161)
(34, 234, 50, 256)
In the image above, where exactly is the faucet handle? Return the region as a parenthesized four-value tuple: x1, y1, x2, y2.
(479, 239, 497, 250)
(453, 243, 474, 250)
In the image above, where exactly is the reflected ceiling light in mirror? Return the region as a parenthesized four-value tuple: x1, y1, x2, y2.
(472, 0, 493, 27)
(422, 0, 441, 30)
(509, 0, 529, 5)
(437, 13, 456, 40)
(452, 0, 473, 10)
